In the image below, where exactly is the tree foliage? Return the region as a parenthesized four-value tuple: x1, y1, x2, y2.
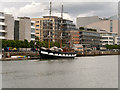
(105, 44, 120, 49)
(2, 40, 61, 48)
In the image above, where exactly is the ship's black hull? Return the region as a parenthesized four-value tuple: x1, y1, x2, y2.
(39, 48, 77, 59)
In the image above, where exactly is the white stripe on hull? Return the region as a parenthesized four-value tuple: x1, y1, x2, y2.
(40, 50, 76, 58)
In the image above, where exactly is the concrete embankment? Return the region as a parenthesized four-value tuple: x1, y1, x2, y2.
(1, 51, 120, 61)
(77, 51, 120, 56)
(1, 51, 40, 61)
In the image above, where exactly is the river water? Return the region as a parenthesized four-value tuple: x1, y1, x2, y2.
(2, 55, 118, 88)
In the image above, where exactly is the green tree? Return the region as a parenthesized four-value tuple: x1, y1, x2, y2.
(24, 39, 30, 48)
(30, 41, 35, 48)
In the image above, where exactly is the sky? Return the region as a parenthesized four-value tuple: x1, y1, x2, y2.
(0, 0, 119, 23)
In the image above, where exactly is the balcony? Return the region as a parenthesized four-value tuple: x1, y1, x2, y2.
(0, 16, 5, 19)
(31, 26, 35, 28)
(31, 32, 35, 35)
(0, 22, 6, 26)
(0, 30, 7, 33)
(0, 36, 6, 39)
(31, 38, 35, 41)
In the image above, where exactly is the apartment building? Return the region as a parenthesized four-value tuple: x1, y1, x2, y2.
(14, 17, 35, 42)
(32, 16, 77, 43)
(32, 16, 61, 42)
(0, 12, 14, 40)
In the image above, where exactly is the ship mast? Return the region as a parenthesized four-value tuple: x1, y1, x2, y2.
(45, 1, 53, 48)
(48, 1, 52, 48)
(60, 5, 64, 48)
(60, 5, 68, 48)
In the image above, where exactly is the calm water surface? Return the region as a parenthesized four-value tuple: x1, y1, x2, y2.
(2, 55, 118, 88)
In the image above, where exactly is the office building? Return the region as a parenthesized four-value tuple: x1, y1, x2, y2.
(76, 16, 101, 28)
(79, 27, 100, 49)
(86, 15, 120, 35)
(98, 29, 120, 46)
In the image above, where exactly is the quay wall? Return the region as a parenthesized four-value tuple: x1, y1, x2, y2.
(2, 51, 40, 58)
(77, 51, 120, 56)
(1, 51, 120, 61)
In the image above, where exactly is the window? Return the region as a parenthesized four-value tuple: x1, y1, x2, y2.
(110, 20, 112, 32)
(102, 37, 108, 39)
(36, 29, 39, 31)
(109, 37, 113, 39)
(36, 25, 39, 27)
(0, 19, 4, 22)
(31, 23, 34, 26)
(0, 32, 5, 36)
(31, 34, 35, 38)
(36, 21, 39, 23)
(0, 13, 4, 16)
(31, 28, 35, 33)
(36, 33, 39, 34)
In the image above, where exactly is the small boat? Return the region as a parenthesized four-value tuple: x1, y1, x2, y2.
(39, 47, 77, 59)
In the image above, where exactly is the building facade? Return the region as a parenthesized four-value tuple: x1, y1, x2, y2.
(0, 12, 14, 40)
(32, 16, 61, 42)
(62, 30, 80, 48)
(79, 27, 100, 49)
(115, 36, 120, 45)
(86, 15, 119, 35)
(98, 29, 120, 46)
(14, 17, 35, 42)
(76, 16, 101, 28)
(32, 16, 77, 43)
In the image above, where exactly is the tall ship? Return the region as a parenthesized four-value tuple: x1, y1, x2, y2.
(39, 2, 77, 59)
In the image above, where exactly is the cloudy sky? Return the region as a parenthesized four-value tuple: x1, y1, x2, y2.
(0, 0, 119, 23)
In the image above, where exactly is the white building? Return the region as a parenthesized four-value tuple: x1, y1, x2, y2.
(0, 12, 14, 40)
(98, 29, 119, 46)
(0, 12, 6, 39)
(31, 21, 35, 41)
(115, 36, 120, 45)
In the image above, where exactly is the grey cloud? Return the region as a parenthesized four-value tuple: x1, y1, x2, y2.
(0, 2, 118, 23)
(53, 2, 118, 17)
